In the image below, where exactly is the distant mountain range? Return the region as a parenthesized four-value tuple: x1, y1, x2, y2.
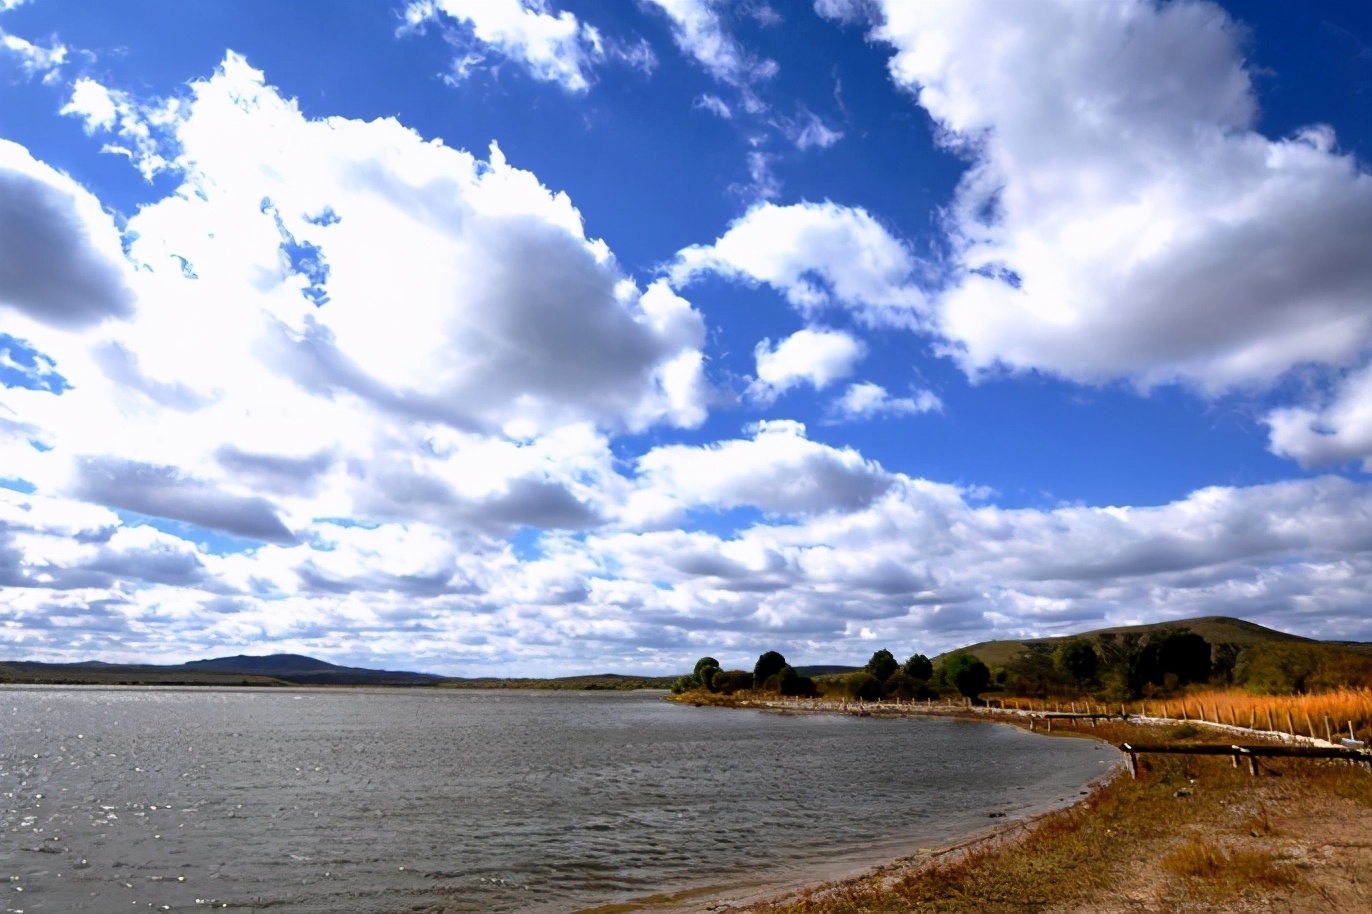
(0, 653, 442, 686)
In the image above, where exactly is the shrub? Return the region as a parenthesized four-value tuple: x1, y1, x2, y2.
(883, 671, 923, 700)
(712, 669, 752, 695)
(778, 665, 817, 697)
(848, 671, 882, 701)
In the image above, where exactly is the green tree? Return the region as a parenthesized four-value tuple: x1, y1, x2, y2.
(902, 653, 933, 680)
(1055, 639, 1098, 686)
(864, 648, 899, 683)
(693, 656, 721, 691)
(944, 652, 991, 700)
(753, 651, 787, 689)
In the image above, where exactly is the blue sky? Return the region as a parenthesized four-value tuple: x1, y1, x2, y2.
(1, 0, 1369, 676)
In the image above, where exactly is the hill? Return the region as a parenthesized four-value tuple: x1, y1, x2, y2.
(946, 616, 1315, 669)
(0, 654, 441, 687)
(439, 673, 676, 690)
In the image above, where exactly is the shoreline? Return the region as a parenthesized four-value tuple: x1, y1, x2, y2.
(626, 695, 1371, 914)
(589, 701, 1124, 914)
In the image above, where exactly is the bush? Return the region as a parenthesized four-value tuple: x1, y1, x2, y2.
(883, 671, 926, 700)
(778, 665, 817, 697)
(848, 671, 882, 701)
(711, 669, 752, 695)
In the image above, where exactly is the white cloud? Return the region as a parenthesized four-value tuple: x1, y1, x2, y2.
(60, 77, 183, 179)
(3, 53, 711, 554)
(671, 200, 928, 325)
(643, 0, 777, 109)
(694, 93, 732, 119)
(625, 419, 894, 523)
(836, 0, 1372, 393)
(403, 0, 649, 92)
(1266, 364, 1372, 471)
(751, 326, 864, 400)
(832, 381, 940, 420)
(0, 30, 66, 82)
(779, 108, 843, 150)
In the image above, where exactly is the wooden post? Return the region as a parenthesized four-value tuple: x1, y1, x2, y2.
(1286, 712, 1296, 738)
(1351, 721, 1357, 741)
(1304, 710, 1316, 739)
(1325, 716, 1334, 744)
(1247, 754, 1259, 777)
(1047, 717, 1053, 733)
(1266, 709, 1274, 731)
(1250, 710, 1256, 730)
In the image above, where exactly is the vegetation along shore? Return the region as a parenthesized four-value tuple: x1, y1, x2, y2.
(660, 617, 1372, 913)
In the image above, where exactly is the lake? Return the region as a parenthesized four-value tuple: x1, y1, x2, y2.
(0, 688, 1115, 912)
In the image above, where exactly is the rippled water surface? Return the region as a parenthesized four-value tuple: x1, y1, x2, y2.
(1, 688, 1115, 912)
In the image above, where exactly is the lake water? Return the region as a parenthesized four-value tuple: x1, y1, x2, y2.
(1, 688, 1115, 913)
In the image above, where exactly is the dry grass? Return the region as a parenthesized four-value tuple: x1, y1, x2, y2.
(1136, 688, 1372, 741)
(996, 688, 1372, 742)
(736, 717, 1372, 914)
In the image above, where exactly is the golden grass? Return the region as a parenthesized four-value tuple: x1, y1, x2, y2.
(996, 688, 1372, 742)
(1160, 835, 1296, 887)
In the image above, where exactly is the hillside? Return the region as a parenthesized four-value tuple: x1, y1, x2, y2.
(947, 616, 1315, 668)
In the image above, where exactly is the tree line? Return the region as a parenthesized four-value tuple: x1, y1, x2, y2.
(672, 627, 1372, 703)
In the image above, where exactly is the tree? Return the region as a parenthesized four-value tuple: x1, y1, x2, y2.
(864, 649, 899, 683)
(1055, 639, 1098, 686)
(693, 656, 721, 691)
(902, 653, 933, 681)
(753, 651, 787, 689)
(1132, 630, 1211, 690)
(943, 652, 991, 700)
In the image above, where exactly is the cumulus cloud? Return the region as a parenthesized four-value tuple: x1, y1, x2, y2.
(751, 327, 864, 401)
(832, 382, 941, 420)
(627, 420, 894, 522)
(1266, 364, 1372, 471)
(834, 0, 1372, 392)
(671, 200, 928, 325)
(0, 140, 135, 329)
(403, 0, 652, 92)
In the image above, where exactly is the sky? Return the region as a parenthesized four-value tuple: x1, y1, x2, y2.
(0, 0, 1370, 677)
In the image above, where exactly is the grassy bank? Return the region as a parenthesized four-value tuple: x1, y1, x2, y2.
(732, 715, 1371, 914)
